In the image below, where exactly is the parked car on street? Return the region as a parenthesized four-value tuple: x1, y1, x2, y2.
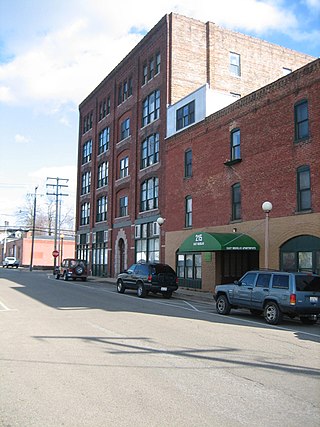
(56, 258, 88, 281)
(2, 257, 19, 268)
(116, 262, 178, 298)
(214, 270, 320, 325)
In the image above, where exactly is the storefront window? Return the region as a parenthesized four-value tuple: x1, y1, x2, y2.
(176, 253, 202, 289)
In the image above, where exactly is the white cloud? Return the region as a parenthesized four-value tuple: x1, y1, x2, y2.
(0, 0, 302, 112)
(304, 0, 320, 11)
(15, 134, 30, 144)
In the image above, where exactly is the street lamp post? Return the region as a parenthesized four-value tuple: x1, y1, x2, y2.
(157, 217, 165, 262)
(60, 234, 64, 267)
(262, 201, 273, 269)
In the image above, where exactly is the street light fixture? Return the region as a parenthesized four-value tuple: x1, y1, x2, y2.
(262, 201, 273, 269)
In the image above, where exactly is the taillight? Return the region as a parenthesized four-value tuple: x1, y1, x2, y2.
(290, 294, 296, 305)
(147, 275, 152, 283)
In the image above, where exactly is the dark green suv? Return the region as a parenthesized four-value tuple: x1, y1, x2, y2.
(116, 262, 178, 298)
(214, 270, 320, 325)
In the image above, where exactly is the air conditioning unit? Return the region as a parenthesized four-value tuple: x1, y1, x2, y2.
(135, 224, 141, 239)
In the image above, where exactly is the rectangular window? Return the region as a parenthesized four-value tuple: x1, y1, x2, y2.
(142, 90, 160, 127)
(98, 127, 110, 154)
(118, 84, 122, 105)
(97, 161, 108, 188)
(142, 64, 148, 86)
(229, 52, 241, 76)
(81, 171, 91, 195)
(123, 80, 128, 101)
(297, 165, 311, 211)
(176, 100, 195, 131)
(185, 196, 192, 227)
(82, 112, 93, 134)
(82, 140, 92, 164)
(155, 52, 161, 75)
(295, 100, 309, 140)
(141, 133, 159, 169)
(120, 118, 130, 140)
(96, 196, 107, 222)
(140, 177, 158, 212)
(232, 183, 241, 220)
(231, 129, 241, 160)
(149, 58, 155, 80)
(184, 149, 192, 178)
(80, 202, 90, 226)
(107, 96, 111, 114)
(119, 196, 128, 217)
(135, 222, 160, 263)
(128, 77, 133, 97)
(272, 274, 289, 289)
(120, 156, 129, 178)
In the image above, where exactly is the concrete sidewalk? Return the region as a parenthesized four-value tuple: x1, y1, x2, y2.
(88, 275, 214, 303)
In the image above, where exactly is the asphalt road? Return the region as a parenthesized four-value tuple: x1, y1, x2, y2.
(1, 268, 319, 427)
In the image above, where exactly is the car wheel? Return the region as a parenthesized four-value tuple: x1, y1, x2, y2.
(216, 294, 231, 315)
(117, 280, 125, 294)
(75, 266, 83, 275)
(264, 302, 282, 325)
(162, 291, 172, 299)
(137, 282, 146, 298)
(63, 272, 68, 281)
(300, 316, 317, 325)
(250, 309, 262, 316)
(55, 274, 60, 280)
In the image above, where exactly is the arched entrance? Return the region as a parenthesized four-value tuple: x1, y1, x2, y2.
(114, 229, 128, 276)
(280, 235, 320, 274)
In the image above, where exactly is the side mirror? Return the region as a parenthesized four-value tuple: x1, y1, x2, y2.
(234, 280, 241, 286)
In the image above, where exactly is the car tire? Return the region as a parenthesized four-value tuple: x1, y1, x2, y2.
(63, 272, 68, 281)
(162, 291, 172, 299)
(75, 266, 83, 275)
(300, 316, 317, 325)
(55, 274, 60, 280)
(137, 282, 146, 298)
(264, 302, 282, 325)
(216, 294, 231, 315)
(117, 280, 125, 294)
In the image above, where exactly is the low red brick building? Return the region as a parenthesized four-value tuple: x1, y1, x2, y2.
(1, 234, 75, 269)
(164, 59, 320, 291)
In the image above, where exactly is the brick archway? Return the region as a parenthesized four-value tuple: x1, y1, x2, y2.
(114, 229, 128, 276)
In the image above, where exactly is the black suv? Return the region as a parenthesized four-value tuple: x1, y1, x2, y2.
(214, 270, 320, 325)
(116, 262, 178, 298)
(56, 258, 88, 281)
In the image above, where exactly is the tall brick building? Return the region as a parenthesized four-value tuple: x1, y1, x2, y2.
(76, 12, 314, 280)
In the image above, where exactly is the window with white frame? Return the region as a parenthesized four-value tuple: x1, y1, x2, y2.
(185, 196, 192, 227)
(140, 177, 158, 211)
(141, 133, 159, 169)
(119, 156, 129, 178)
(135, 222, 160, 263)
(98, 127, 110, 154)
(297, 165, 311, 211)
(96, 196, 107, 222)
(229, 52, 241, 76)
(82, 140, 92, 164)
(80, 202, 90, 225)
(81, 171, 91, 195)
(97, 161, 108, 188)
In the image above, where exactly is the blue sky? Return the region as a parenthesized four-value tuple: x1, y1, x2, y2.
(0, 0, 319, 227)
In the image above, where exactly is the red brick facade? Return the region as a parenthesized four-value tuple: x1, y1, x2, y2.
(76, 13, 315, 279)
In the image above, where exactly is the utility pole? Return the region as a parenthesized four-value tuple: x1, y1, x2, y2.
(29, 186, 38, 271)
(46, 177, 69, 273)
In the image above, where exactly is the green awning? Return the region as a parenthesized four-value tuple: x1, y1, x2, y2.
(178, 232, 260, 252)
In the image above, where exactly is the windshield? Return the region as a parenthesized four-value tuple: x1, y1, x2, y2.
(295, 275, 320, 292)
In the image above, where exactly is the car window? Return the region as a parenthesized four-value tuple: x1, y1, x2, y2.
(295, 275, 320, 292)
(70, 260, 77, 267)
(241, 273, 256, 287)
(272, 274, 289, 289)
(153, 265, 175, 275)
(256, 274, 271, 288)
(127, 264, 136, 274)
